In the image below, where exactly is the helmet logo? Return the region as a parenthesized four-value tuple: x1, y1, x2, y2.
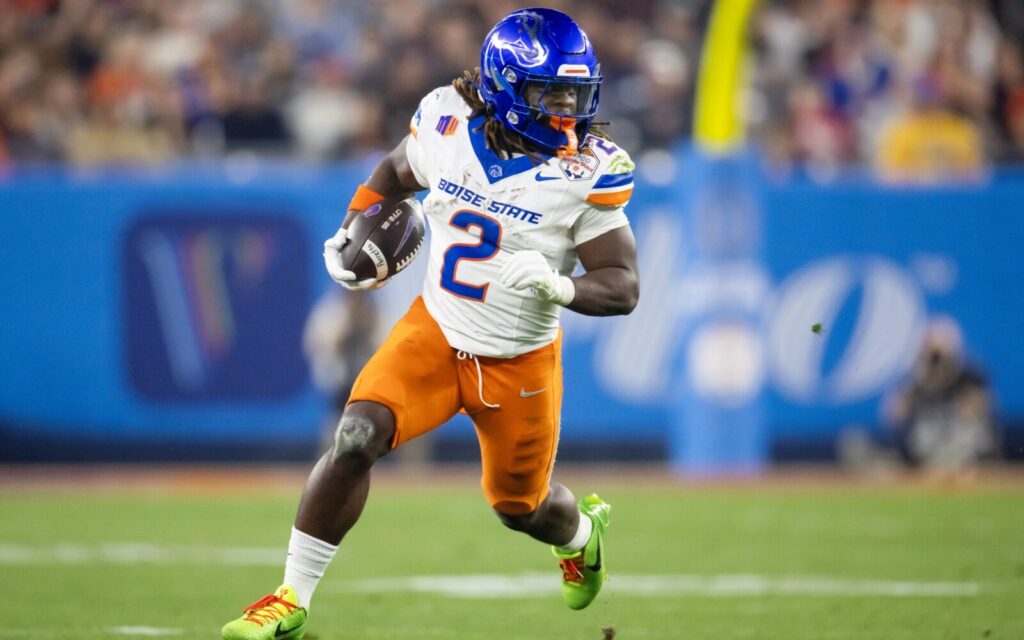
(485, 11, 549, 69)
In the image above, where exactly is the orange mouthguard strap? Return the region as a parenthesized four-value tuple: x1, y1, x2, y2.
(348, 184, 385, 211)
(551, 116, 578, 158)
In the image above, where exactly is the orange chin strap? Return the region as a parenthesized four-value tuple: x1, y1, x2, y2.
(550, 116, 578, 158)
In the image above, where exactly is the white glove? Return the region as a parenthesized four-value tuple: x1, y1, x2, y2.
(323, 226, 386, 291)
(499, 250, 575, 306)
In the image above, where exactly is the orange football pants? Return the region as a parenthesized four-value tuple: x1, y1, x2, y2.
(348, 296, 563, 515)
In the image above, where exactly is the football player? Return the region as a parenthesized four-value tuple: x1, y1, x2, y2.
(223, 8, 638, 639)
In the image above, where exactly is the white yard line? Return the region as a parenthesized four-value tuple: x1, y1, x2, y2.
(335, 573, 982, 598)
(0, 631, 186, 639)
(0, 543, 282, 566)
(0, 543, 982, 599)
(109, 627, 183, 637)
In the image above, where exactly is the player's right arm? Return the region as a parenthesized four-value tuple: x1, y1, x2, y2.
(324, 138, 426, 290)
(325, 89, 442, 290)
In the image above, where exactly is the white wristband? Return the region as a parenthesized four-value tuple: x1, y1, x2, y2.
(551, 275, 575, 306)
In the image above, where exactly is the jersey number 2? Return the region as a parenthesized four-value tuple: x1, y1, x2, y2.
(440, 210, 501, 301)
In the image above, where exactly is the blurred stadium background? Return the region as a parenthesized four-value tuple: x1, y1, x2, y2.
(1, 0, 1022, 468)
(1, 1, 1023, 638)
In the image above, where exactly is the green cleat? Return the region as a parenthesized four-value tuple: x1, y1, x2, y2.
(552, 494, 611, 610)
(222, 585, 307, 640)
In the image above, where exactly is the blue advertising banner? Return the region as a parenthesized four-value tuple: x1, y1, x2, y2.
(0, 154, 1021, 461)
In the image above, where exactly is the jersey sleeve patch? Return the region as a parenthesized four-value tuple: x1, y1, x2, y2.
(435, 115, 460, 136)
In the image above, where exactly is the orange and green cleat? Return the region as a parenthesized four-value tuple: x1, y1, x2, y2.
(221, 585, 307, 640)
(552, 494, 610, 610)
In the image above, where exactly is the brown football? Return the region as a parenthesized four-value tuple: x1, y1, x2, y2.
(340, 196, 426, 282)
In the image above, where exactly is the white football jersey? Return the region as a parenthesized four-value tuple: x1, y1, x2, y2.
(405, 86, 634, 358)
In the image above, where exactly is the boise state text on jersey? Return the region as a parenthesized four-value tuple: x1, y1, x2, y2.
(437, 178, 544, 225)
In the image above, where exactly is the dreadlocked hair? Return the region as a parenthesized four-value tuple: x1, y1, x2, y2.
(452, 68, 611, 161)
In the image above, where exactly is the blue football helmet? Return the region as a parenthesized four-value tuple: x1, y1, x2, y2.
(478, 8, 602, 156)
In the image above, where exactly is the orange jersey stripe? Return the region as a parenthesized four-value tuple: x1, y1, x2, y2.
(409, 124, 418, 138)
(586, 188, 633, 206)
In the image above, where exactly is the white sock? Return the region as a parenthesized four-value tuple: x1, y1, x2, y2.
(557, 510, 593, 553)
(283, 527, 339, 608)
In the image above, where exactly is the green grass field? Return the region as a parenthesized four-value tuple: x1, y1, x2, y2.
(1, 469, 1022, 639)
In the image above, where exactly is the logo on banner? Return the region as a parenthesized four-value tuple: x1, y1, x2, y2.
(766, 256, 926, 403)
(123, 214, 308, 400)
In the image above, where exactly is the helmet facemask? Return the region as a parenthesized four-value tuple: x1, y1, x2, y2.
(487, 67, 601, 156)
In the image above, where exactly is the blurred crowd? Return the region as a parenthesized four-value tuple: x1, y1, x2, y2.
(1, 0, 1023, 178)
(754, 0, 1024, 179)
(0, 0, 700, 168)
